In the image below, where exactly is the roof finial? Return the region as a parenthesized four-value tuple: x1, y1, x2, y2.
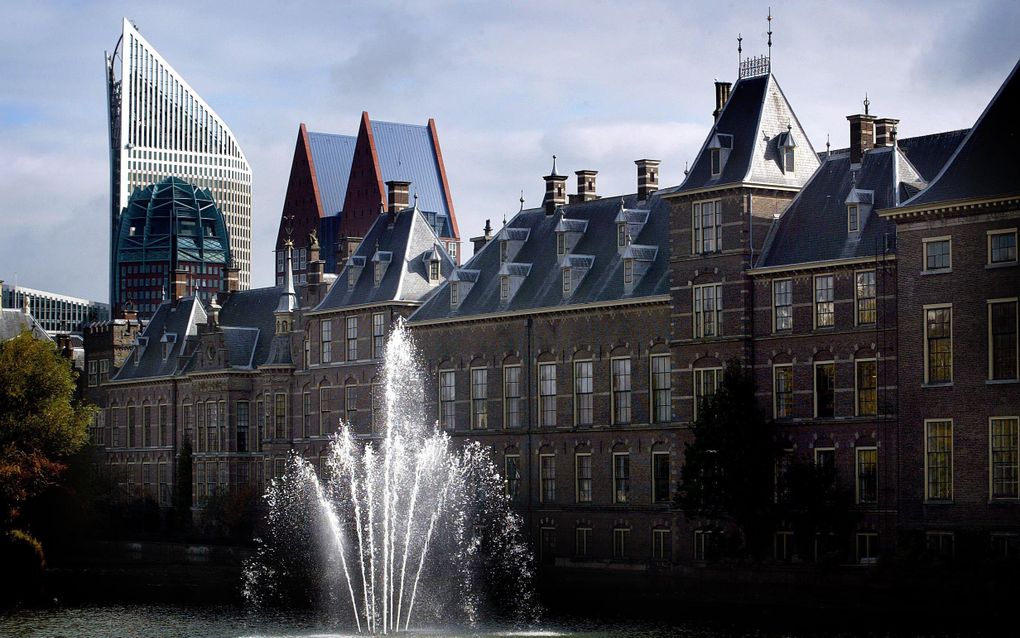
(519, 190, 525, 211)
(684, 161, 690, 177)
(825, 133, 831, 158)
(502, 211, 507, 226)
(550, 154, 559, 176)
(283, 214, 295, 241)
(767, 7, 773, 62)
(863, 92, 870, 116)
(737, 32, 743, 65)
(413, 191, 419, 210)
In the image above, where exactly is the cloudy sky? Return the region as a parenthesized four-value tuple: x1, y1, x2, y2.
(1, 0, 1017, 301)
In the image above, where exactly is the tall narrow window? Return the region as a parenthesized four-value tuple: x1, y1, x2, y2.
(503, 365, 522, 429)
(574, 360, 593, 426)
(650, 354, 671, 424)
(319, 386, 331, 436)
(652, 452, 671, 503)
(274, 393, 287, 439)
(611, 358, 631, 425)
(575, 453, 592, 503)
(693, 283, 722, 338)
(989, 300, 1018, 380)
(561, 268, 571, 295)
(692, 200, 721, 254)
(925, 305, 953, 383)
(925, 420, 953, 502)
(693, 367, 722, 421)
(302, 392, 311, 438)
(617, 223, 627, 247)
(784, 147, 795, 173)
(236, 401, 249, 452)
(206, 402, 218, 452)
(653, 529, 671, 560)
(500, 276, 509, 301)
(372, 312, 385, 359)
(856, 359, 878, 416)
(815, 362, 835, 418)
(345, 384, 357, 424)
(575, 527, 591, 557)
(856, 447, 878, 504)
(540, 454, 556, 502)
(988, 229, 1018, 264)
(990, 417, 1019, 500)
(773, 365, 793, 419)
(613, 453, 630, 503)
(856, 270, 876, 325)
(450, 282, 459, 306)
(710, 149, 721, 176)
(623, 259, 634, 285)
(539, 363, 557, 427)
(504, 455, 520, 500)
(848, 204, 859, 232)
(814, 275, 834, 328)
(346, 316, 358, 361)
(773, 279, 792, 331)
(923, 238, 951, 271)
(158, 402, 168, 446)
(471, 368, 488, 429)
(439, 370, 456, 429)
(613, 528, 629, 559)
(556, 233, 565, 256)
(320, 319, 332, 363)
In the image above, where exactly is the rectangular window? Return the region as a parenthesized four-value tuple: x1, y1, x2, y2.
(692, 200, 721, 254)
(345, 385, 357, 424)
(158, 403, 168, 446)
(88, 360, 97, 386)
(450, 282, 459, 306)
(561, 268, 571, 294)
(539, 363, 556, 427)
(575, 527, 591, 558)
(925, 420, 953, 502)
(653, 452, 670, 503)
(613, 453, 630, 503)
(623, 259, 634, 284)
(611, 358, 631, 424)
(710, 148, 721, 176)
(775, 531, 794, 562)
(540, 454, 556, 503)
(319, 387, 330, 436)
(856, 447, 878, 504)
(693, 367, 722, 421)
(206, 402, 218, 452)
(371, 384, 383, 433)
(773, 364, 793, 419)
(814, 275, 834, 328)
(856, 359, 878, 416)
(990, 417, 1019, 500)
(855, 270, 877, 325)
(989, 300, 1018, 380)
(500, 276, 509, 300)
(815, 447, 836, 472)
(556, 233, 565, 256)
(346, 316, 358, 361)
(236, 401, 249, 452)
(504, 455, 520, 500)
(926, 532, 955, 558)
(274, 393, 287, 439)
(925, 305, 953, 383)
(373, 312, 385, 359)
(815, 362, 835, 418)
(254, 400, 262, 448)
(856, 533, 878, 564)
(320, 319, 332, 363)
(773, 279, 792, 332)
(574, 361, 593, 426)
(575, 453, 592, 503)
(439, 371, 456, 429)
(617, 224, 627, 247)
(988, 229, 1018, 264)
(923, 237, 951, 271)
(503, 365, 522, 429)
(183, 403, 194, 444)
(302, 392, 311, 438)
(653, 529, 671, 560)
(471, 368, 488, 429)
(613, 528, 629, 559)
(650, 354, 671, 424)
(693, 283, 722, 338)
(848, 204, 859, 232)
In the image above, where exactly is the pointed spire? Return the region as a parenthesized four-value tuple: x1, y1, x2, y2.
(550, 154, 560, 177)
(275, 239, 297, 314)
(825, 133, 831, 158)
(519, 190, 525, 211)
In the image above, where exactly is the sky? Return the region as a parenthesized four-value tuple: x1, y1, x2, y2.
(1, 0, 1017, 302)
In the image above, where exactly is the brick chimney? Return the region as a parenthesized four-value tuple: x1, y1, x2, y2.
(847, 100, 877, 164)
(225, 264, 240, 294)
(471, 219, 494, 255)
(119, 300, 138, 322)
(572, 170, 598, 203)
(635, 159, 660, 200)
(875, 117, 900, 147)
(543, 156, 567, 215)
(386, 180, 411, 213)
(171, 268, 189, 303)
(713, 80, 732, 121)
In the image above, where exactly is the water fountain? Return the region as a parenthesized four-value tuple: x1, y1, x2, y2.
(243, 321, 536, 633)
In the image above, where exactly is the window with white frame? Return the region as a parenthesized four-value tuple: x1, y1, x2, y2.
(848, 204, 860, 233)
(345, 384, 357, 423)
(346, 316, 358, 361)
(575, 526, 591, 557)
(302, 391, 311, 438)
(574, 360, 593, 426)
(611, 358, 631, 424)
(471, 368, 488, 429)
(613, 452, 630, 503)
(925, 420, 953, 502)
(575, 453, 592, 503)
(989, 299, 1018, 380)
(504, 454, 520, 500)
(856, 359, 878, 416)
(372, 313, 385, 359)
(692, 200, 721, 254)
(540, 454, 556, 502)
(503, 365, 521, 429)
(539, 363, 556, 427)
(773, 364, 793, 419)
(988, 228, 1018, 265)
(320, 319, 332, 363)
(693, 367, 722, 421)
(556, 233, 566, 256)
(924, 305, 953, 383)
(855, 270, 876, 325)
(710, 149, 721, 176)
(450, 282, 459, 307)
(773, 279, 792, 331)
(319, 386, 331, 437)
(617, 224, 627, 247)
(650, 354, 671, 424)
(613, 527, 630, 559)
(923, 237, 951, 272)
(561, 268, 571, 295)
(500, 275, 509, 301)
(693, 283, 722, 338)
(439, 370, 456, 429)
(429, 260, 440, 282)
(814, 275, 834, 328)
(990, 417, 1019, 500)
(653, 452, 671, 503)
(856, 447, 878, 504)
(623, 259, 634, 285)
(653, 528, 671, 560)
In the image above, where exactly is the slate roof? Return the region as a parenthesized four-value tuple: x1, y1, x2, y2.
(371, 120, 452, 235)
(114, 297, 205, 381)
(664, 73, 819, 195)
(410, 192, 670, 322)
(0, 308, 51, 342)
(756, 128, 964, 268)
(307, 131, 357, 216)
(902, 59, 1020, 208)
(314, 205, 457, 311)
(217, 286, 281, 367)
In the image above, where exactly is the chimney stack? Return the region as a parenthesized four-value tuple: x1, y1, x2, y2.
(386, 180, 411, 214)
(471, 219, 494, 255)
(635, 159, 660, 200)
(542, 156, 567, 215)
(847, 95, 877, 165)
(713, 81, 732, 121)
(171, 268, 189, 303)
(225, 264, 240, 294)
(120, 300, 138, 322)
(875, 117, 900, 148)
(207, 294, 221, 328)
(572, 170, 598, 203)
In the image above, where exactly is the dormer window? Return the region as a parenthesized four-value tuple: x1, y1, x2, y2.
(348, 269, 357, 286)
(623, 259, 634, 285)
(784, 147, 795, 172)
(500, 275, 510, 301)
(848, 205, 860, 233)
(500, 240, 508, 263)
(450, 282, 460, 307)
(161, 341, 170, 361)
(562, 268, 571, 294)
(429, 260, 440, 282)
(617, 224, 626, 247)
(557, 233, 565, 256)
(711, 149, 721, 176)
(374, 263, 384, 286)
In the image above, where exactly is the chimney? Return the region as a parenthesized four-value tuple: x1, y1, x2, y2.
(386, 180, 411, 213)
(713, 81, 732, 121)
(573, 170, 598, 203)
(847, 99, 877, 164)
(875, 117, 900, 147)
(635, 159, 660, 200)
(120, 300, 138, 323)
(225, 264, 240, 294)
(207, 294, 221, 328)
(542, 155, 567, 215)
(471, 219, 494, 255)
(171, 268, 189, 303)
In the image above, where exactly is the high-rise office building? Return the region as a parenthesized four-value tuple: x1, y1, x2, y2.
(105, 18, 252, 308)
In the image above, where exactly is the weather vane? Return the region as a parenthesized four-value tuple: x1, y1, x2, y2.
(767, 8, 773, 61)
(284, 214, 295, 241)
(863, 93, 871, 116)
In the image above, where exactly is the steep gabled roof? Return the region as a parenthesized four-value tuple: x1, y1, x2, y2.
(410, 192, 670, 323)
(307, 131, 357, 217)
(901, 58, 1020, 208)
(370, 120, 453, 231)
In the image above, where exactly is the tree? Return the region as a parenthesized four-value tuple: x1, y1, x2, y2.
(676, 360, 781, 561)
(174, 437, 193, 526)
(0, 331, 93, 527)
(779, 461, 858, 563)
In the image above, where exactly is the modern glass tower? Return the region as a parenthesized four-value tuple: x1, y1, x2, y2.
(105, 18, 252, 308)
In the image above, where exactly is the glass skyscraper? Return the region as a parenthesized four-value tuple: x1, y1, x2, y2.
(105, 18, 251, 308)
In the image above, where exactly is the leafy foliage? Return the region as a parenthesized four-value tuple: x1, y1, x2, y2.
(778, 461, 858, 563)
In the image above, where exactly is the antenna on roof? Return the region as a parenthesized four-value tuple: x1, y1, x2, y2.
(863, 93, 871, 116)
(766, 8, 773, 62)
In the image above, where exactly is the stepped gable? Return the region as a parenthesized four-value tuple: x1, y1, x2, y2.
(411, 192, 670, 322)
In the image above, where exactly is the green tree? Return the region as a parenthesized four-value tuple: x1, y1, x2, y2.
(0, 331, 93, 527)
(676, 360, 781, 560)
